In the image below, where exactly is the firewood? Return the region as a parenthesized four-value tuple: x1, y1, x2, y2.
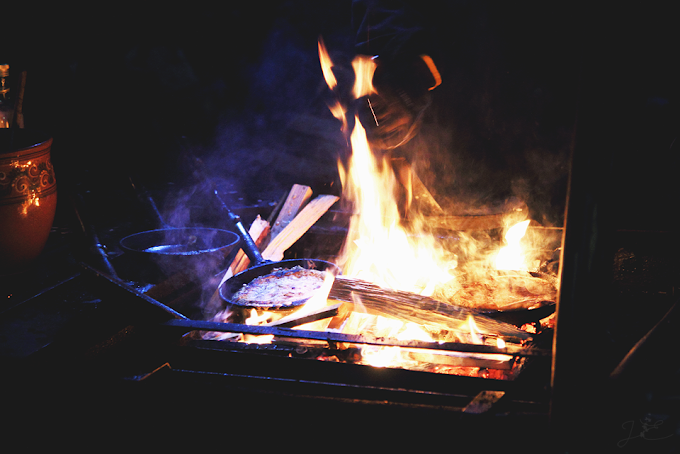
(262, 194, 339, 261)
(329, 275, 531, 341)
(326, 299, 354, 331)
(269, 184, 313, 239)
(265, 302, 342, 328)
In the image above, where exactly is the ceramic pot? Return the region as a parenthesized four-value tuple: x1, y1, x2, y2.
(0, 129, 57, 274)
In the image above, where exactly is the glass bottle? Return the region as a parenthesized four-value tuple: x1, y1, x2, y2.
(0, 64, 12, 128)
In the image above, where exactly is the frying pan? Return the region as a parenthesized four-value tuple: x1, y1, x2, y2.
(477, 299, 556, 326)
(120, 227, 239, 265)
(164, 148, 340, 310)
(119, 178, 240, 275)
(468, 271, 557, 326)
(216, 190, 340, 310)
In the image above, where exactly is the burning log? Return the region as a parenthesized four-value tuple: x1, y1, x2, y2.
(329, 275, 531, 342)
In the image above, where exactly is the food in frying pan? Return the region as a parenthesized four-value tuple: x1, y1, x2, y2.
(434, 271, 557, 312)
(231, 266, 328, 307)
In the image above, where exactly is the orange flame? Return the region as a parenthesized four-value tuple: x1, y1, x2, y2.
(318, 39, 454, 294)
(466, 315, 483, 344)
(292, 271, 336, 331)
(243, 309, 274, 344)
(317, 38, 337, 90)
(318, 38, 539, 371)
(495, 219, 531, 270)
(351, 55, 377, 99)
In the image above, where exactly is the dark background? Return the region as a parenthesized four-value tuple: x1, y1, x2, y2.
(4, 1, 678, 232)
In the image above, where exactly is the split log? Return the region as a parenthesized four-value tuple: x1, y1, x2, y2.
(329, 275, 531, 341)
(265, 302, 342, 328)
(262, 194, 339, 261)
(326, 299, 354, 331)
(269, 184, 313, 239)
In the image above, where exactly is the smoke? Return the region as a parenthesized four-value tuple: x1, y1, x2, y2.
(399, 2, 577, 228)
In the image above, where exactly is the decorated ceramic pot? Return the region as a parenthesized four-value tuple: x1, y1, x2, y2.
(0, 130, 57, 274)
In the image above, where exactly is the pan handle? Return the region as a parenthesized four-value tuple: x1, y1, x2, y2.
(214, 189, 267, 266)
(178, 141, 268, 267)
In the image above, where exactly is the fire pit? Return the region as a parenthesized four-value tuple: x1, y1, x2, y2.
(3, 3, 677, 449)
(173, 41, 560, 387)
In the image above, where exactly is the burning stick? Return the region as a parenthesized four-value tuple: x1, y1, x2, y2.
(265, 302, 342, 328)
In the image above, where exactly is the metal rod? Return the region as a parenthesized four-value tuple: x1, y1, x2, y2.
(214, 189, 266, 266)
(81, 262, 187, 320)
(609, 302, 678, 380)
(160, 318, 550, 357)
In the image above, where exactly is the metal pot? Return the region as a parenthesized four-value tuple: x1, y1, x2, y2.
(120, 227, 239, 275)
(0, 129, 56, 274)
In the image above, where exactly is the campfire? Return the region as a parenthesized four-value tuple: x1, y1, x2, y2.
(198, 39, 558, 380)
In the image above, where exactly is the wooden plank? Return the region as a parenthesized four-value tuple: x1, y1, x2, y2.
(262, 194, 339, 261)
(265, 303, 342, 328)
(269, 184, 313, 239)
